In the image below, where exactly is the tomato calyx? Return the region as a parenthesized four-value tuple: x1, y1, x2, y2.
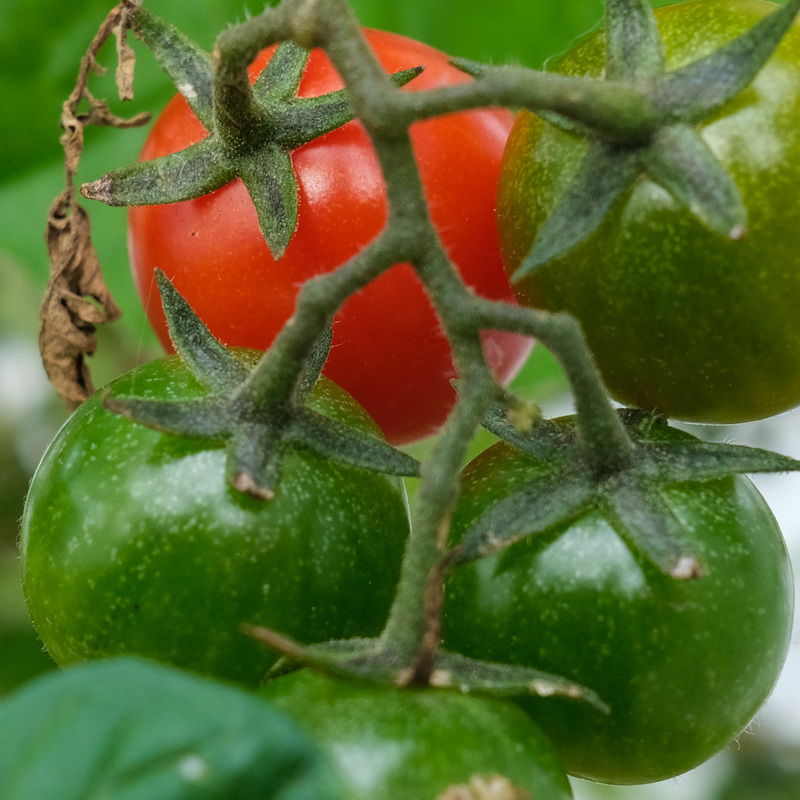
(80, 5, 422, 259)
(104, 270, 419, 499)
(244, 625, 608, 713)
(458, 407, 800, 578)
(498, 0, 800, 276)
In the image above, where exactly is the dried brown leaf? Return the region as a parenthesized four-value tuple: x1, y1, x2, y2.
(41, 192, 121, 409)
(114, 1, 138, 101)
(41, 0, 148, 407)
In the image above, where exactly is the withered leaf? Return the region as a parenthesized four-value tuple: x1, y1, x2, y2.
(41, 191, 121, 409)
(41, 0, 147, 408)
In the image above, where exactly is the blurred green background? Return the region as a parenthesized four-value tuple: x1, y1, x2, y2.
(2, 0, 798, 797)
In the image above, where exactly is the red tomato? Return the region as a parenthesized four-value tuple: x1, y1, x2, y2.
(128, 29, 530, 444)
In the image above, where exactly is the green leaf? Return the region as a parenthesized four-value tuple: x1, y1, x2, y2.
(0, 657, 343, 800)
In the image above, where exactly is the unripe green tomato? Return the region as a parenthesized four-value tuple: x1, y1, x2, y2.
(20, 352, 411, 687)
(442, 419, 793, 784)
(260, 670, 573, 800)
(498, 0, 800, 422)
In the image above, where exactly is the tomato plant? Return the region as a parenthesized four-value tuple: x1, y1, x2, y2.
(19, 351, 411, 688)
(260, 669, 573, 800)
(497, 0, 800, 424)
(442, 418, 794, 785)
(128, 29, 531, 445)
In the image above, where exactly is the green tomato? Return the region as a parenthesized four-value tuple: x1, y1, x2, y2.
(20, 352, 410, 687)
(441, 419, 793, 785)
(498, 0, 800, 423)
(260, 670, 573, 800)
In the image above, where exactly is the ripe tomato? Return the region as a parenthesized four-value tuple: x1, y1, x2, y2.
(498, 0, 800, 423)
(19, 351, 411, 687)
(260, 670, 573, 800)
(441, 419, 794, 784)
(129, 29, 530, 445)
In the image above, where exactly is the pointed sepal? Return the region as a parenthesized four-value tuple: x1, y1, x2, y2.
(514, 142, 640, 279)
(247, 627, 608, 710)
(643, 123, 747, 239)
(656, 0, 800, 123)
(128, 3, 215, 125)
(452, 470, 593, 565)
(155, 269, 250, 391)
(604, 0, 664, 81)
(81, 138, 231, 207)
(291, 410, 421, 477)
(238, 144, 299, 260)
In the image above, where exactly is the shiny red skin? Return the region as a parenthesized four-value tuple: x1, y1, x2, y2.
(129, 30, 530, 444)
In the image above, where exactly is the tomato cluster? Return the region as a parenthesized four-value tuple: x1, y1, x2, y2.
(17, 0, 800, 796)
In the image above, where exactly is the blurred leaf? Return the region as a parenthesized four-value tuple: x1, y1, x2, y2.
(351, 0, 607, 66)
(0, 627, 55, 698)
(0, 657, 343, 800)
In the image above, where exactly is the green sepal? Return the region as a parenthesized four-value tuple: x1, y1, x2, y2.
(81, 8, 423, 258)
(103, 394, 234, 440)
(273, 66, 425, 150)
(517, 0, 800, 273)
(605, 0, 664, 81)
(448, 57, 487, 79)
(226, 423, 290, 501)
(254, 40, 310, 101)
(104, 273, 420, 499)
(155, 269, 250, 391)
(514, 142, 640, 279)
(464, 408, 800, 578)
(239, 144, 299, 259)
(480, 401, 554, 461)
(600, 474, 703, 578)
(129, 4, 215, 125)
(249, 628, 608, 712)
(290, 410, 421, 477)
(643, 123, 747, 239)
(452, 470, 593, 565)
(655, 0, 800, 123)
(647, 439, 800, 483)
(81, 138, 231, 207)
(295, 326, 334, 401)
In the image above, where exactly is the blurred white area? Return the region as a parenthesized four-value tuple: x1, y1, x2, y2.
(0, 336, 59, 473)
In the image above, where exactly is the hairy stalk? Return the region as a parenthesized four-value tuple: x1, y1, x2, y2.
(209, 0, 635, 661)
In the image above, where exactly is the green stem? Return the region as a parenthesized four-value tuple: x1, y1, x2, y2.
(211, 0, 636, 663)
(395, 68, 658, 145)
(381, 352, 497, 655)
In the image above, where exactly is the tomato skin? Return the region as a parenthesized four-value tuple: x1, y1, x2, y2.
(441, 420, 794, 784)
(129, 29, 531, 445)
(498, 0, 800, 423)
(19, 352, 411, 687)
(260, 670, 573, 800)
